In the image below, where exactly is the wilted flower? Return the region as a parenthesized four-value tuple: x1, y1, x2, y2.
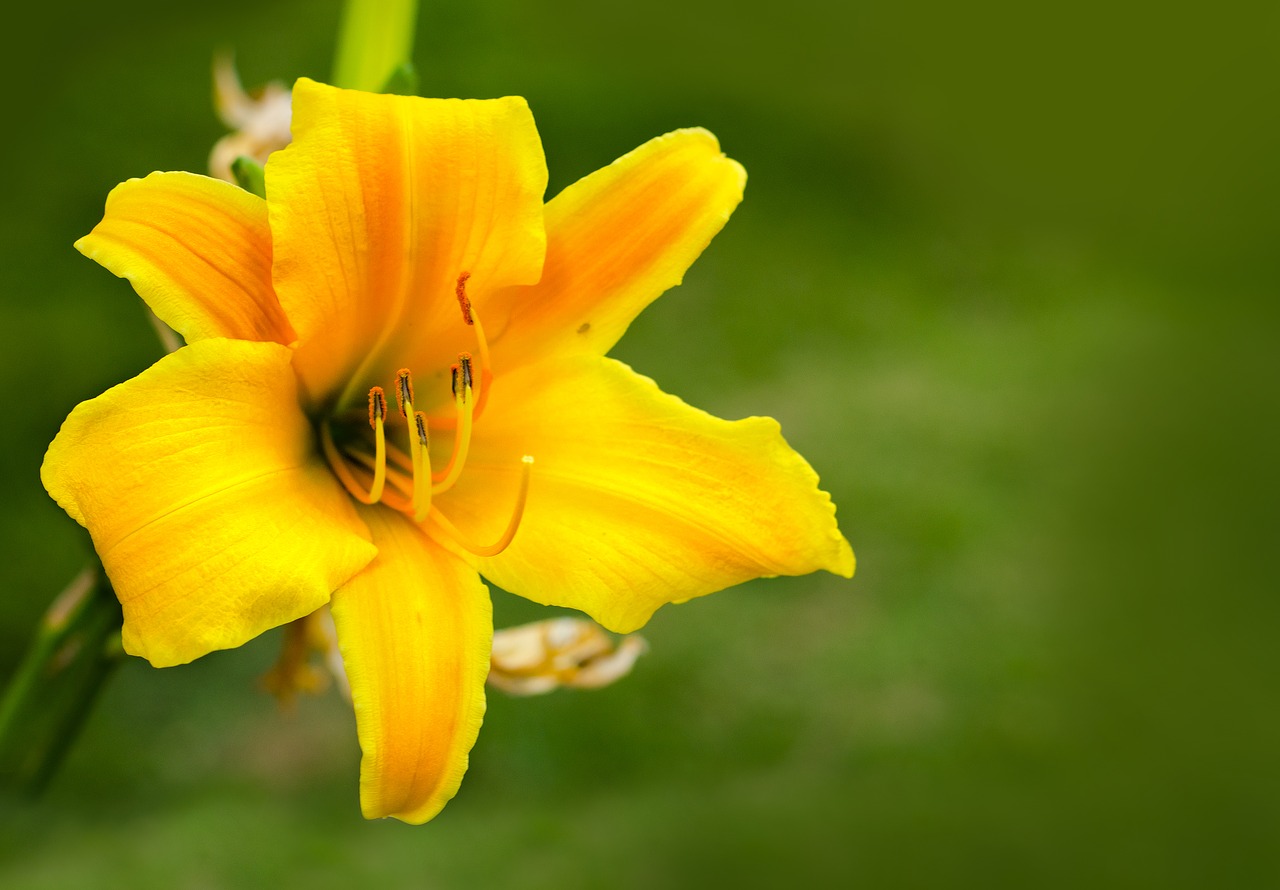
(488, 617, 648, 696)
(208, 53, 293, 183)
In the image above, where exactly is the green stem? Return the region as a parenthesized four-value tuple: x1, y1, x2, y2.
(0, 566, 124, 795)
(332, 0, 419, 93)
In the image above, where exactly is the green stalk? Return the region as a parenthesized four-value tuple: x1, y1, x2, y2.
(332, 0, 419, 93)
(0, 566, 124, 795)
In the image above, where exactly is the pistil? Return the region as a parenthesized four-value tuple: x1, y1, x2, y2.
(430, 456, 534, 557)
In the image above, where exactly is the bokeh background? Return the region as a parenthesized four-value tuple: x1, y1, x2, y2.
(2, 0, 1277, 886)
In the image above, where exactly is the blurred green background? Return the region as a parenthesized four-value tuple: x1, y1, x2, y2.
(1, 0, 1277, 886)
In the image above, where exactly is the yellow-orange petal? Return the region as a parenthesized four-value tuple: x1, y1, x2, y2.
(484, 128, 745, 373)
(434, 355, 854, 634)
(329, 505, 492, 824)
(74, 171, 293, 345)
(40, 339, 377, 667)
(267, 78, 547, 410)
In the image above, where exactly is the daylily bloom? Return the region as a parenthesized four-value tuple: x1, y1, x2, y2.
(42, 78, 854, 823)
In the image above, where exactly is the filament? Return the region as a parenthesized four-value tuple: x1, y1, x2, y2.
(412, 411, 431, 522)
(432, 356, 475, 494)
(320, 423, 377, 505)
(441, 272, 494, 426)
(366, 387, 387, 503)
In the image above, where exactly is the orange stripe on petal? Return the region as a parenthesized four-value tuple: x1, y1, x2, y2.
(330, 505, 492, 824)
(75, 172, 293, 345)
(267, 78, 547, 410)
(40, 339, 376, 667)
(435, 355, 853, 634)
(485, 128, 745, 373)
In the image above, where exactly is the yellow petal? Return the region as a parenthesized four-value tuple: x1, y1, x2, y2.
(74, 171, 293, 345)
(267, 78, 547, 409)
(41, 339, 376, 667)
(435, 355, 854, 633)
(484, 128, 745, 373)
(330, 505, 492, 824)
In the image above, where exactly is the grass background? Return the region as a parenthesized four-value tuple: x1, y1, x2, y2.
(1, 0, 1277, 886)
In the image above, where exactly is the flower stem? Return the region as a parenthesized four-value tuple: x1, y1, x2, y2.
(332, 0, 419, 93)
(0, 565, 124, 796)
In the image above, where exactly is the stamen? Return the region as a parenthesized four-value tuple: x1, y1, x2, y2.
(368, 386, 386, 428)
(459, 353, 474, 392)
(433, 355, 475, 494)
(384, 440, 414, 474)
(395, 368, 414, 418)
(391, 368, 433, 523)
(412, 411, 431, 522)
(431, 456, 533, 557)
(455, 272, 474, 325)
(328, 356, 500, 526)
(366, 387, 387, 503)
(455, 273, 494, 421)
(320, 423, 378, 505)
(344, 448, 416, 512)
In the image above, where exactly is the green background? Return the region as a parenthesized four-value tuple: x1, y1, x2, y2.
(1, 0, 1277, 886)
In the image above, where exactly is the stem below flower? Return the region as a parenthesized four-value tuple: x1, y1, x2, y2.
(0, 564, 124, 796)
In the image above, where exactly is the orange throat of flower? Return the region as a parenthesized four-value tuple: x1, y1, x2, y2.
(319, 274, 532, 558)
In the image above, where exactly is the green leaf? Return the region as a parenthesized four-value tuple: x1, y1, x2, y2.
(332, 0, 419, 93)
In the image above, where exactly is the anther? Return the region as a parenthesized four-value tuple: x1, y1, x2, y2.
(433, 352, 477, 495)
(459, 353, 474, 393)
(321, 423, 378, 505)
(456, 271, 474, 325)
(454, 273, 493, 422)
(411, 411, 432, 522)
(366, 386, 388, 503)
(395, 369, 414, 417)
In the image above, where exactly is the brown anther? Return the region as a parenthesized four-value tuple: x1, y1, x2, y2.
(368, 387, 386, 428)
(414, 412, 429, 448)
(458, 353, 474, 391)
(396, 369, 414, 416)
(450, 363, 460, 397)
(456, 272, 473, 325)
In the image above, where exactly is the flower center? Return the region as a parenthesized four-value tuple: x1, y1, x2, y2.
(319, 274, 532, 558)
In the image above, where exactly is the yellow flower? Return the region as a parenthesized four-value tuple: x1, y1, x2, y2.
(42, 78, 854, 823)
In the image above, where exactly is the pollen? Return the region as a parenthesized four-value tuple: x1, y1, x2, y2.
(452, 273, 493, 421)
(455, 271, 474, 325)
(395, 369, 414, 417)
(368, 386, 386, 427)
